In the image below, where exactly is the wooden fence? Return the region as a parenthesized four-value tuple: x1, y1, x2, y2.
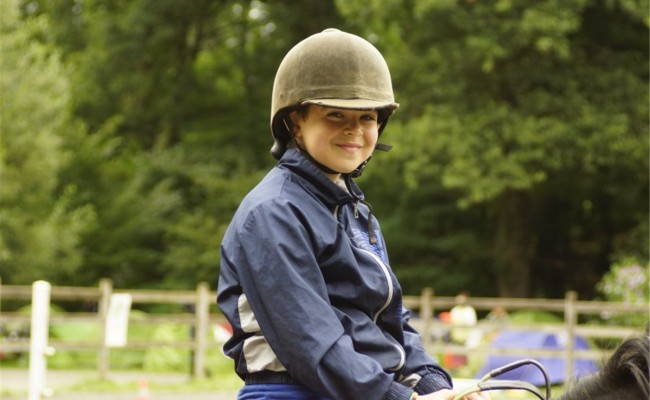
(0, 280, 646, 383)
(404, 288, 645, 383)
(0, 279, 222, 379)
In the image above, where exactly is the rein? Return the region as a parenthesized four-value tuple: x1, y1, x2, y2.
(453, 359, 551, 400)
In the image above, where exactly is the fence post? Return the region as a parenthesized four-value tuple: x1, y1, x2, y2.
(193, 282, 210, 379)
(420, 288, 434, 349)
(28, 281, 53, 400)
(564, 290, 577, 385)
(98, 278, 113, 379)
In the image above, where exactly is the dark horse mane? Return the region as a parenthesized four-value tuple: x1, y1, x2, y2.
(556, 335, 649, 400)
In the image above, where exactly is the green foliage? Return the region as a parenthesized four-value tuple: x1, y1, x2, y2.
(142, 323, 190, 372)
(0, 0, 96, 284)
(508, 310, 563, 324)
(1, 0, 648, 299)
(345, 0, 649, 296)
(349, 0, 648, 204)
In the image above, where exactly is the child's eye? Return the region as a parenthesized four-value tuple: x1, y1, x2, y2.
(362, 113, 378, 122)
(327, 112, 344, 118)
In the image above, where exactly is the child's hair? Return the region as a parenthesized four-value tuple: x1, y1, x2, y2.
(294, 104, 310, 121)
(557, 335, 649, 400)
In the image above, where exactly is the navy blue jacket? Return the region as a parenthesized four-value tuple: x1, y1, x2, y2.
(217, 149, 452, 400)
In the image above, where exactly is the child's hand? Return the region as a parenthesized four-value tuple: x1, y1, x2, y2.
(418, 389, 456, 399)
(419, 389, 491, 400)
(458, 392, 491, 400)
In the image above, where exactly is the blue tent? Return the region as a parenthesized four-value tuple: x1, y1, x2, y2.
(475, 330, 599, 385)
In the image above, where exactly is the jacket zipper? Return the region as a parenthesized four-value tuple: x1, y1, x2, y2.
(360, 248, 394, 322)
(332, 206, 406, 371)
(332, 206, 394, 321)
(360, 248, 406, 371)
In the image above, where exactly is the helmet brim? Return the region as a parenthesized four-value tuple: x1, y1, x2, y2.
(301, 98, 398, 111)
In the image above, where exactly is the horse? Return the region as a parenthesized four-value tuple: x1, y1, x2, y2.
(556, 335, 649, 400)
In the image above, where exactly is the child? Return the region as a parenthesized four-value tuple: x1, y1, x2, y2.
(217, 28, 488, 400)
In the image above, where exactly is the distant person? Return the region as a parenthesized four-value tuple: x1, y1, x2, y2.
(446, 292, 478, 370)
(217, 28, 489, 400)
(449, 291, 477, 345)
(485, 306, 509, 324)
(482, 306, 509, 341)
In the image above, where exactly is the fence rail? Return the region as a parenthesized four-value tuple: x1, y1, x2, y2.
(1, 280, 646, 383)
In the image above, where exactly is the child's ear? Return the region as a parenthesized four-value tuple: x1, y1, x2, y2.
(289, 111, 302, 138)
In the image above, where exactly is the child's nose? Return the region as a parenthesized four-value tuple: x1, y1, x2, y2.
(344, 118, 363, 135)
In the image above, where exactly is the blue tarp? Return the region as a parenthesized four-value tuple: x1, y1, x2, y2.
(475, 330, 599, 385)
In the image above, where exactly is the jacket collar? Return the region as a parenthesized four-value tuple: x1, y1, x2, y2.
(277, 149, 363, 208)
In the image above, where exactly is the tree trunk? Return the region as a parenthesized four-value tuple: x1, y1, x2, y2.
(492, 190, 535, 297)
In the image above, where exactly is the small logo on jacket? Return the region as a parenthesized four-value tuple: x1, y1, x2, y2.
(351, 227, 387, 264)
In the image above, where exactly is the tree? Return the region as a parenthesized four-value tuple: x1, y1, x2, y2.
(5, 0, 646, 299)
(0, 0, 95, 284)
(29, 0, 225, 150)
(25, 0, 351, 288)
(342, 0, 649, 296)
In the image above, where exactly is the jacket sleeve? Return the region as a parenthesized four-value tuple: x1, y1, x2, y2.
(399, 308, 453, 394)
(224, 202, 413, 400)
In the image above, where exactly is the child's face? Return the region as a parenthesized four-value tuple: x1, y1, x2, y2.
(291, 106, 379, 181)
